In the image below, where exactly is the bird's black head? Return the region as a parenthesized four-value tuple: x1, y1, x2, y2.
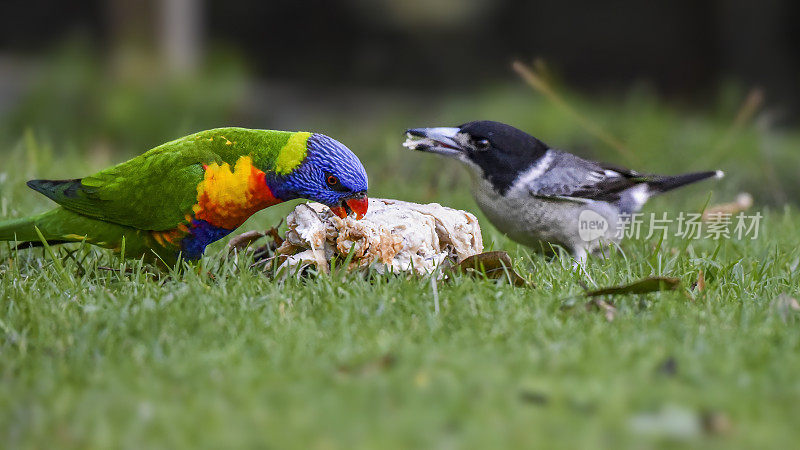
(404, 120, 550, 193)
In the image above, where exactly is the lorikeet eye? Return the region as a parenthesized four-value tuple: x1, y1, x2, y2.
(324, 172, 349, 192)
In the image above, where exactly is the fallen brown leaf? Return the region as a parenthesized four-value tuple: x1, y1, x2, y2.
(337, 353, 397, 377)
(454, 251, 529, 287)
(702, 193, 753, 221)
(701, 410, 733, 436)
(518, 390, 550, 406)
(585, 277, 680, 297)
(264, 222, 284, 246)
(227, 230, 265, 253)
(586, 298, 617, 321)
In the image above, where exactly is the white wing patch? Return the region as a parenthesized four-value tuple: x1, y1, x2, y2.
(586, 171, 605, 183)
(586, 169, 621, 184)
(629, 184, 650, 208)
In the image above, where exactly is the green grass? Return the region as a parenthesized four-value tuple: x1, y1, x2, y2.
(2, 85, 800, 449)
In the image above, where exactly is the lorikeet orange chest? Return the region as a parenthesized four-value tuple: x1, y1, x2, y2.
(0, 128, 369, 265)
(163, 155, 284, 259)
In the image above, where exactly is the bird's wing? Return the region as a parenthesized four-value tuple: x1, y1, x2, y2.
(28, 145, 220, 231)
(526, 151, 648, 203)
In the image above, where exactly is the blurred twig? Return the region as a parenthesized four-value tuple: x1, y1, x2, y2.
(758, 133, 788, 204)
(701, 87, 765, 166)
(719, 88, 764, 150)
(706, 86, 786, 203)
(732, 89, 764, 130)
(512, 60, 640, 164)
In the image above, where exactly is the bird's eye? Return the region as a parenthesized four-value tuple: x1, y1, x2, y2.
(475, 139, 490, 150)
(324, 172, 349, 192)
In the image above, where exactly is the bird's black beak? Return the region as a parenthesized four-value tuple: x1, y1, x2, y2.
(403, 127, 463, 158)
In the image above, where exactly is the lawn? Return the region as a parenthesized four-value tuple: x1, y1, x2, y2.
(1, 84, 800, 449)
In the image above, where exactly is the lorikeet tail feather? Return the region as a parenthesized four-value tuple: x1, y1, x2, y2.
(0, 214, 45, 243)
(0, 208, 166, 261)
(27, 179, 85, 202)
(0, 208, 99, 245)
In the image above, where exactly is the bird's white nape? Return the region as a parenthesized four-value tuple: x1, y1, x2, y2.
(507, 150, 554, 195)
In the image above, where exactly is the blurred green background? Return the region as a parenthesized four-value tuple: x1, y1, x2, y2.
(2, 2, 800, 449)
(1, 0, 799, 214)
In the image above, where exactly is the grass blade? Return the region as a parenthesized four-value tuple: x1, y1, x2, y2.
(34, 226, 74, 288)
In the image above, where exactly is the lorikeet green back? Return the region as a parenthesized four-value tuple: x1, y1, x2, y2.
(0, 128, 369, 265)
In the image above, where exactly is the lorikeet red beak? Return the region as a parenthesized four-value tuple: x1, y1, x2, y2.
(330, 193, 369, 220)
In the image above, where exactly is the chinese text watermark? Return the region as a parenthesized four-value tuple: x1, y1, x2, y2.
(578, 211, 762, 242)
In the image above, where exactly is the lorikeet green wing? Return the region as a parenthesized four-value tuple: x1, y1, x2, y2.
(28, 147, 216, 231)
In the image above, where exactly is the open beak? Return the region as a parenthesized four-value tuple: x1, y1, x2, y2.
(329, 192, 369, 220)
(402, 127, 463, 157)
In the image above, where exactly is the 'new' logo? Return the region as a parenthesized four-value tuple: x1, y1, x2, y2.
(578, 210, 609, 242)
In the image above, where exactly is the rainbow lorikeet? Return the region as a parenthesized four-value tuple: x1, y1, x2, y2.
(0, 127, 369, 265)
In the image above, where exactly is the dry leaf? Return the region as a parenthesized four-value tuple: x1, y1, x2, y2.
(701, 411, 733, 436)
(586, 277, 680, 297)
(702, 192, 753, 221)
(337, 353, 397, 377)
(227, 230, 265, 253)
(518, 390, 549, 406)
(586, 298, 616, 321)
(454, 251, 528, 287)
(265, 224, 284, 246)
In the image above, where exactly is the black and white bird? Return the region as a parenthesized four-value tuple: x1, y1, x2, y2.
(404, 121, 723, 263)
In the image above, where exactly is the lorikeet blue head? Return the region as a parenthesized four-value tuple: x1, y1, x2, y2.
(269, 133, 369, 219)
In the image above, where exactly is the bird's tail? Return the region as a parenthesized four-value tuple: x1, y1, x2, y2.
(617, 170, 723, 213)
(0, 208, 171, 263)
(0, 214, 43, 243)
(0, 209, 74, 247)
(646, 170, 724, 194)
